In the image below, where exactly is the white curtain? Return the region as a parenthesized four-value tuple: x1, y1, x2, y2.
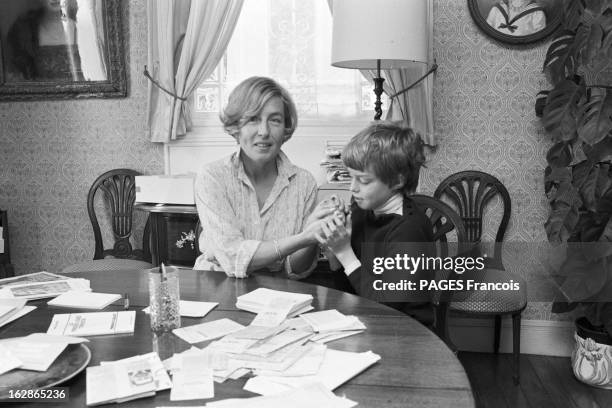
(146, 0, 244, 143)
(327, 0, 435, 146)
(76, 0, 106, 81)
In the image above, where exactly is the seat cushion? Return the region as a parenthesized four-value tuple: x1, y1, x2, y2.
(61, 259, 153, 274)
(449, 268, 527, 314)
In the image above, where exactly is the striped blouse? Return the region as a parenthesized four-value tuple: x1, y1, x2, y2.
(193, 149, 318, 278)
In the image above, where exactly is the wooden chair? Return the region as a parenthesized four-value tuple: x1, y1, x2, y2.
(410, 195, 468, 345)
(434, 170, 527, 384)
(62, 169, 152, 273)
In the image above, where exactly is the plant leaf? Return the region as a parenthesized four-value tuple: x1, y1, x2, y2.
(546, 142, 572, 167)
(546, 190, 582, 243)
(574, 161, 599, 210)
(577, 89, 612, 145)
(535, 91, 549, 117)
(564, 0, 586, 30)
(542, 80, 585, 141)
(558, 254, 607, 302)
(543, 30, 576, 83)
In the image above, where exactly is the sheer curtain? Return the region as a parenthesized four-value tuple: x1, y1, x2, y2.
(146, 0, 244, 143)
(327, 0, 435, 146)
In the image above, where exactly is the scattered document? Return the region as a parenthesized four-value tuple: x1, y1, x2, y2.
(206, 382, 357, 408)
(23, 333, 89, 344)
(0, 343, 22, 375)
(47, 311, 136, 336)
(0, 271, 72, 290)
(236, 288, 312, 315)
(86, 359, 157, 406)
(244, 349, 381, 395)
(170, 353, 214, 401)
(0, 278, 91, 300)
(0, 306, 36, 328)
(0, 339, 68, 371)
(172, 318, 244, 344)
(48, 291, 122, 310)
(143, 300, 218, 318)
(301, 310, 365, 332)
(0, 298, 26, 326)
(101, 352, 171, 392)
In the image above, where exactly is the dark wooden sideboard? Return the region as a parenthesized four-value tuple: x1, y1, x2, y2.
(0, 210, 14, 278)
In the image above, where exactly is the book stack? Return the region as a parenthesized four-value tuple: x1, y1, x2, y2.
(320, 142, 350, 184)
(236, 288, 313, 317)
(86, 353, 171, 406)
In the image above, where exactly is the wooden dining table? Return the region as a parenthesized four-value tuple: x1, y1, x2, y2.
(0, 269, 475, 407)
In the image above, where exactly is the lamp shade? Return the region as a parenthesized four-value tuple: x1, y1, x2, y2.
(331, 0, 429, 69)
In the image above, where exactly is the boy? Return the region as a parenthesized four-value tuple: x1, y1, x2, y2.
(316, 122, 434, 307)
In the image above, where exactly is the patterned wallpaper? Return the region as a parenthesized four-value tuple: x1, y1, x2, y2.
(0, 0, 163, 274)
(0, 0, 557, 320)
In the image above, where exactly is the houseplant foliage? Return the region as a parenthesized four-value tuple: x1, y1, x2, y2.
(536, 0, 612, 335)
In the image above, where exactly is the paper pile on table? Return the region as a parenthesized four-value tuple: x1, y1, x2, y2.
(87, 352, 170, 406)
(0, 272, 91, 300)
(236, 288, 313, 316)
(47, 311, 136, 336)
(0, 298, 36, 328)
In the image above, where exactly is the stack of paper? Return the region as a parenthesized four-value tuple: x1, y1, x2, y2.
(86, 355, 164, 406)
(299, 310, 366, 344)
(236, 288, 313, 316)
(48, 291, 122, 310)
(0, 278, 91, 300)
(47, 311, 136, 336)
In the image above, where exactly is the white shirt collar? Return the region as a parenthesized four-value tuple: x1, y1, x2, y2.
(373, 193, 403, 216)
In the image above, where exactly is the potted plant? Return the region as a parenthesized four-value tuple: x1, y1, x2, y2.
(536, 0, 612, 387)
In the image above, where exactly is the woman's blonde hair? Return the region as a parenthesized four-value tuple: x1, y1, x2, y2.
(342, 121, 426, 195)
(220, 76, 298, 141)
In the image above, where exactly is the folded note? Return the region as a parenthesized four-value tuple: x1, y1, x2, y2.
(142, 300, 218, 318)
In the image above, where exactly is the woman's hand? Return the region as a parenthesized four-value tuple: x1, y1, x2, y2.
(316, 213, 352, 254)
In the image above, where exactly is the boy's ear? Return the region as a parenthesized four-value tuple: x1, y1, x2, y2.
(390, 174, 406, 191)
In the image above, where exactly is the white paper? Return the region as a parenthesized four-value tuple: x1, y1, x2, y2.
(208, 382, 357, 408)
(243, 330, 312, 357)
(48, 291, 121, 310)
(47, 311, 136, 336)
(170, 353, 214, 401)
(0, 298, 26, 325)
(24, 333, 89, 344)
(1, 340, 68, 371)
(86, 361, 157, 406)
(172, 318, 244, 344)
(101, 352, 171, 391)
(300, 310, 364, 332)
(250, 298, 294, 327)
(0, 305, 36, 328)
(0, 343, 22, 375)
(254, 344, 327, 377)
(143, 300, 218, 318)
(206, 336, 258, 354)
(230, 323, 286, 340)
(0, 278, 91, 300)
(310, 330, 364, 344)
(236, 288, 312, 315)
(244, 349, 381, 395)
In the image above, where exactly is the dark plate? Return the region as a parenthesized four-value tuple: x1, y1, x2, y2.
(0, 343, 91, 397)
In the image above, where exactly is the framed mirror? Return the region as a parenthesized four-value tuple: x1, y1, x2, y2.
(468, 0, 562, 45)
(0, 0, 127, 101)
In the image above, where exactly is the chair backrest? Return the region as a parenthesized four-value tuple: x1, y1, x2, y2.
(433, 170, 511, 268)
(411, 194, 468, 305)
(87, 169, 151, 261)
(411, 194, 468, 258)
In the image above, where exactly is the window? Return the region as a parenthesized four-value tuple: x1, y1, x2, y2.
(192, 0, 388, 127)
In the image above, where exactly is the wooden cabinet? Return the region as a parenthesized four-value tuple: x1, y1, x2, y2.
(135, 204, 199, 267)
(0, 210, 14, 278)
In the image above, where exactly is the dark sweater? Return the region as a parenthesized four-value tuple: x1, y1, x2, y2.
(333, 196, 434, 306)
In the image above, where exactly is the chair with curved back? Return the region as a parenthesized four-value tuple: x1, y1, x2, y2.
(410, 194, 468, 345)
(62, 169, 153, 273)
(434, 170, 527, 384)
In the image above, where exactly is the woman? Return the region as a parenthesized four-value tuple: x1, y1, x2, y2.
(486, 0, 546, 36)
(194, 76, 334, 279)
(8, 0, 84, 81)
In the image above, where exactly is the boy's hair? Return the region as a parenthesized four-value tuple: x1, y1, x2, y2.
(220, 76, 298, 141)
(342, 121, 425, 194)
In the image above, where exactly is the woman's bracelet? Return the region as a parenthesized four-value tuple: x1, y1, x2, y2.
(273, 239, 284, 263)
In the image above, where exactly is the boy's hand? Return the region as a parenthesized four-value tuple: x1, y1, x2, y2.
(317, 214, 352, 253)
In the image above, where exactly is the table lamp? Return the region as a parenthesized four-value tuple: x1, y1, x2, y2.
(331, 0, 436, 120)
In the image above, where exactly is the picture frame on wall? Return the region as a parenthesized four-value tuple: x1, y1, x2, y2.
(0, 0, 127, 101)
(468, 0, 563, 44)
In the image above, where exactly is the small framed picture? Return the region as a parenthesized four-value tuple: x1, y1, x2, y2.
(468, 0, 563, 44)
